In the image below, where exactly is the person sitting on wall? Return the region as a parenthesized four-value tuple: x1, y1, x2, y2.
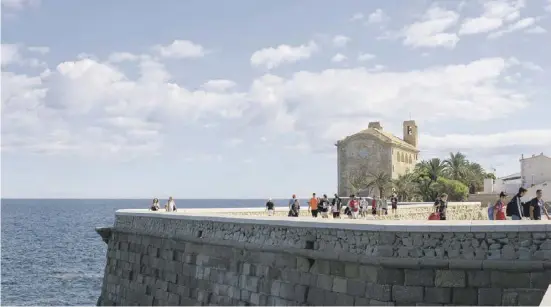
(150, 198, 160, 211)
(266, 198, 275, 216)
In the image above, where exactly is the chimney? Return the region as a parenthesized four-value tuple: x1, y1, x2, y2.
(368, 122, 383, 130)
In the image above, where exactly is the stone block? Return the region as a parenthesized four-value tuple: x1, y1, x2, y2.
(293, 284, 308, 303)
(310, 259, 330, 275)
(501, 289, 518, 306)
(335, 293, 354, 306)
(296, 257, 311, 272)
(316, 274, 333, 291)
(424, 287, 451, 304)
(451, 288, 477, 305)
(275, 255, 297, 270)
(404, 269, 434, 287)
(347, 280, 366, 296)
(240, 289, 251, 301)
(345, 263, 360, 279)
(279, 282, 295, 300)
(306, 287, 325, 306)
(490, 271, 531, 288)
(324, 291, 338, 305)
(366, 283, 392, 301)
(477, 288, 501, 306)
(531, 272, 551, 288)
(270, 280, 281, 296)
(458, 271, 483, 287)
(392, 285, 424, 303)
(300, 272, 317, 286)
(332, 277, 348, 293)
(435, 270, 465, 287)
(359, 265, 378, 283)
(330, 261, 346, 277)
(250, 292, 260, 305)
(354, 296, 369, 306)
(517, 289, 545, 306)
(167, 293, 179, 306)
(369, 299, 395, 306)
(376, 268, 404, 285)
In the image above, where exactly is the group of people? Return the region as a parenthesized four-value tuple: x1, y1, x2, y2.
(149, 197, 177, 212)
(489, 188, 549, 220)
(266, 193, 399, 219)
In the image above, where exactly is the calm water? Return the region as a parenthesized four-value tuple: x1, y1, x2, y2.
(0, 198, 272, 306)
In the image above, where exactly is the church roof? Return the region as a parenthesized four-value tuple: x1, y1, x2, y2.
(341, 127, 419, 152)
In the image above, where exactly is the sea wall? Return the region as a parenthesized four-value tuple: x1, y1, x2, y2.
(97, 208, 551, 306)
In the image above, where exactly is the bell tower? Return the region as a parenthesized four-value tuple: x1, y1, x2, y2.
(403, 120, 418, 148)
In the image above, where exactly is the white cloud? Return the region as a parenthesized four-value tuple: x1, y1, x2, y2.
(350, 12, 364, 21)
(107, 52, 141, 63)
(402, 7, 460, 48)
(202, 79, 236, 91)
(458, 0, 526, 35)
(421, 129, 551, 156)
(27, 46, 49, 54)
(153, 40, 207, 58)
(331, 53, 347, 63)
(1, 44, 21, 66)
(525, 26, 546, 34)
(1, 0, 39, 10)
(367, 9, 386, 24)
(546, 0, 551, 12)
(226, 138, 243, 147)
(332, 35, 350, 48)
(488, 17, 536, 38)
(250, 41, 318, 70)
(1, 47, 534, 159)
(357, 53, 375, 62)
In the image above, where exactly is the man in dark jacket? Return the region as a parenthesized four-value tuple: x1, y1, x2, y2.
(529, 189, 550, 220)
(507, 187, 527, 220)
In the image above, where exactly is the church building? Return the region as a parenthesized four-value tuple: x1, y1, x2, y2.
(335, 120, 420, 196)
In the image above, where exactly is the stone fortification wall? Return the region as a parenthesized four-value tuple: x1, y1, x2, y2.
(97, 209, 551, 306)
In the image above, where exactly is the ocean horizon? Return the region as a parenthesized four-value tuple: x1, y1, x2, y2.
(0, 198, 278, 306)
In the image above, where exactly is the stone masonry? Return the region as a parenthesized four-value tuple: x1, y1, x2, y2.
(97, 212, 551, 306)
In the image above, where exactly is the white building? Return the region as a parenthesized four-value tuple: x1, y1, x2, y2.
(484, 153, 551, 199)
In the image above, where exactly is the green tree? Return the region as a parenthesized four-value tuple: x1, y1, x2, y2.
(367, 171, 392, 198)
(433, 177, 469, 201)
(393, 172, 417, 201)
(444, 152, 468, 181)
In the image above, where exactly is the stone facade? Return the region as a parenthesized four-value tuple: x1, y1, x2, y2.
(336, 121, 420, 196)
(97, 211, 551, 306)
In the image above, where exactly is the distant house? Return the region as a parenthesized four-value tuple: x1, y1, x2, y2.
(484, 153, 551, 199)
(335, 120, 420, 197)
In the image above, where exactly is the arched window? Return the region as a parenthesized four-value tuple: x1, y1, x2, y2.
(408, 155, 412, 164)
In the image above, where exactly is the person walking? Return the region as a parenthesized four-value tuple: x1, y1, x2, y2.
(506, 187, 527, 220)
(331, 194, 341, 218)
(493, 192, 507, 220)
(320, 194, 330, 218)
(529, 189, 550, 220)
(308, 193, 319, 218)
(390, 194, 398, 214)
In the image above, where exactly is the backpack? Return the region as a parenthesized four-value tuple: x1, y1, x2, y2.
(506, 198, 514, 216)
(487, 202, 494, 220)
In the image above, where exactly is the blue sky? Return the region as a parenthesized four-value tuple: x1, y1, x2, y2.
(2, 0, 551, 198)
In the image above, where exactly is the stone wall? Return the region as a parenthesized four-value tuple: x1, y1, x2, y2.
(185, 202, 486, 221)
(97, 210, 551, 306)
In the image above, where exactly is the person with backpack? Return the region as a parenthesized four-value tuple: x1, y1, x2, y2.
(493, 192, 507, 220)
(288, 199, 299, 217)
(506, 187, 527, 220)
(529, 189, 550, 220)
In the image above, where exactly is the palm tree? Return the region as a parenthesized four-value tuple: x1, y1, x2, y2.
(367, 171, 392, 198)
(464, 162, 486, 193)
(393, 172, 417, 201)
(444, 152, 468, 181)
(417, 158, 447, 183)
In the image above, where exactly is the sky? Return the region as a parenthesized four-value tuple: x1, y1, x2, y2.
(1, 0, 551, 199)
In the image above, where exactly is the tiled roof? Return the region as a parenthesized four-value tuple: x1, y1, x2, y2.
(342, 128, 418, 152)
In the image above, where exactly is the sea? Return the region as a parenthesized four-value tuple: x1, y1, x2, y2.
(0, 198, 274, 306)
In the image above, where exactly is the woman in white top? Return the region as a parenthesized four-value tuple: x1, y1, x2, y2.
(166, 196, 176, 212)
